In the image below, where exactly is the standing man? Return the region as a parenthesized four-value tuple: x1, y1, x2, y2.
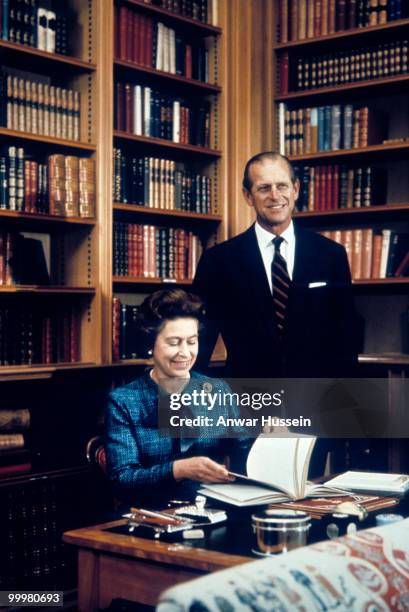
(193, 151, 358, 378)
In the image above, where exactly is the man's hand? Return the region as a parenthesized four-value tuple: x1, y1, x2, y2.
(173, 456, 235, 483)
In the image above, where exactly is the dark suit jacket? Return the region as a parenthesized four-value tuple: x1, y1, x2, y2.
(193, 224, 358, 378)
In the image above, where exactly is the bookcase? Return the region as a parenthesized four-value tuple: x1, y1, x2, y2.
(107, 0, 224, 364)
(274, 3, 409, 369)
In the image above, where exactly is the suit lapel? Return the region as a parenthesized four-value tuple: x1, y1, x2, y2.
(236, 225, 273, 307)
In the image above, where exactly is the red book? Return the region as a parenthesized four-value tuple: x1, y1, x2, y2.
(395, 251, 409, 277)
(133, 13, 140, 64)
(146, 16, 153, 68)
(185, 45, 192, 79)
(320, 165, 327, 210)
(0, 463, 32, 477)
(70, 308, 80, 363)
(279, 0, 289, 43)
(314, 166, 321, 210)
(314, 0, 322, 37)
(127, 7, 134, 63)
(30, 161, 38, 213)
(280, 52, 289, 94)
(290, 0, 299, 40)
(332, 164, 339, 210)
(140, 14, 147, 66)
(325, 165, 332, 210)
(328, 0, 336, 32)
(118, 6, 128, 61)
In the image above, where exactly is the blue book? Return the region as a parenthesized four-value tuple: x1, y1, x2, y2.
(323, 106, 331, 151)
(317, 107, 325, 151)
(343, 105, 354, 150)
(2, 0, 8, 40)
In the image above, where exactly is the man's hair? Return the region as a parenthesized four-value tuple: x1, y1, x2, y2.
(138, 289, 204, 350)
(242, 151, 297, 192)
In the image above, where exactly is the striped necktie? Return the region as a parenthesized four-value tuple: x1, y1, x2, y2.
(271, 236, 291, 337)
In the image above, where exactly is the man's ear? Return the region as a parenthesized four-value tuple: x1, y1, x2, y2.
(242, 186, 253, 207)
(293, 178, 300, 201)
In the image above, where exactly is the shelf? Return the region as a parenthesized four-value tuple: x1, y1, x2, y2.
(352, 278, 409, 286)
(113, 131, 221, 157)
(113, 203, 222, 222)
(275, 18, 409, 51)
(276, 74, 409, 102)
(0, 128, 96, 151)
(0, 209, 95, 226)
(120, 0, 222, 36)
(294, 203, 409, 220)
(0, 362, 97, 382)
(0, 464, 90, 486)
(114, 60, 221, 94)
(289, 142, 409, 162)
(0, 285, 96, 294)
(0, 40, 96, 73)
(113, 276, 192, 285)
(359, 353, 409, 366)
(112, 359, 152, 366)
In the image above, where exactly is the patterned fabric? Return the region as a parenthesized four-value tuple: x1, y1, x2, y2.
(105, 370, 250, 505)
(157, 519, 409, 611)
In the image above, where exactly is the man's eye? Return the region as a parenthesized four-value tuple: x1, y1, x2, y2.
(188, 339, 198, 346)
(168, 341, 179, 346)
(277, 184, 289, 191)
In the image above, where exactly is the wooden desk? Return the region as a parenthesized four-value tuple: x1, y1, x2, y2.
(63, 519, 251, 611)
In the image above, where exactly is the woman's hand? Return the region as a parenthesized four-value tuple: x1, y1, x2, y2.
(173, 457, 236, 483)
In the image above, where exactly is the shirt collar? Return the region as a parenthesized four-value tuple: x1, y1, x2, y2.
(255, 220, 295, 248)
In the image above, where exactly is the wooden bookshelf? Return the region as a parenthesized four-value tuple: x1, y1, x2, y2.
(121, 0, 222, 35)
(275, 18, 409, 50)
(113, 276, 192, 285)
(0, 40, 96, 73)
(276, 74, 409, 102)
(0, 286, 96, 294)
(274, 1, 409, 372)
(113, 131, 221, 157)
(114, 60, 221, 93)
(0, 128, 96, 151)
(0, 210, 95, 226)
(113, 203, 222, 222)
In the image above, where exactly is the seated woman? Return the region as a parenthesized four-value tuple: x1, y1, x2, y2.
(105, 288, 250, 506)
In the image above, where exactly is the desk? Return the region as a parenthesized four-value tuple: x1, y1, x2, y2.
(63, 518, 251, 611)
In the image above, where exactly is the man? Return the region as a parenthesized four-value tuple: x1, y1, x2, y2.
(193, 151, 358, 378)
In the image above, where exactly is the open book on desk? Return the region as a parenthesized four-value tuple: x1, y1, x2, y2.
(200, 436, 346, 507)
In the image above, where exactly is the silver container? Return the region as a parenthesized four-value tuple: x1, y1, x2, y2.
(251, 509, 311, 555)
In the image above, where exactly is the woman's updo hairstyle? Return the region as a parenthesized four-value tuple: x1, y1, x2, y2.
(138, 289, 204, 351)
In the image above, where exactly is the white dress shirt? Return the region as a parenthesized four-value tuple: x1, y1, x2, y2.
(254, 221, 296, 294)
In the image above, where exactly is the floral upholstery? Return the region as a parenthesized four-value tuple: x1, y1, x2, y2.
(157, 518, 409, 611)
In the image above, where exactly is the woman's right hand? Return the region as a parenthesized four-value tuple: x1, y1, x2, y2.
(173, 456, 235, 483)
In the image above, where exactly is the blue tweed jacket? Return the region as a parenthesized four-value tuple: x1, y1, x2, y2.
(105, 370, 250, 505)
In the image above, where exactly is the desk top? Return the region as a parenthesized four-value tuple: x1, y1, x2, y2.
(63, 518, 252, 572)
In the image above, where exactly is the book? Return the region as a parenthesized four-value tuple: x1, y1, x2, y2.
(200, 436, 346, 506)
(325, 471, 409, 494)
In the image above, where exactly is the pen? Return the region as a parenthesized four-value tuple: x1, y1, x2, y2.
(130, 507, 186, 525)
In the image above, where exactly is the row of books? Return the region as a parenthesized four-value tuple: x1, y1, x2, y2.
(0, 147, 95, 217)
(280, 40, 409, 93)
(0, 408, 31, 477)
(143, 0, 214, 24)
(115, 7, 210, 82)
(112, 299, 145, 361)
(115, 81, 210, 146)
(0, 304, 80, 365)
(279, 103, 385, 156)
(278, 0, 408, 43)
(294, 164, 386, 211)
(0, 71, 81, 140)
(1, 0, 71, 55)
(113, 221, 202, 281)
(113, 149, 211, 213)
(323, 228, 409, 279)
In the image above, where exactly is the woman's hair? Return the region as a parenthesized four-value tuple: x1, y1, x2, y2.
(138, 289, 204, 350)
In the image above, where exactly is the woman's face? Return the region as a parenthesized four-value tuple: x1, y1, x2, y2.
(152, 317, 199, 380)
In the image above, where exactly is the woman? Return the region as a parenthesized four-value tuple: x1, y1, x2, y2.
(105, 289, 249, 505)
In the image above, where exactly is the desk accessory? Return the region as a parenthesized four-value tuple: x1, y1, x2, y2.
(251, 509, 311, 556)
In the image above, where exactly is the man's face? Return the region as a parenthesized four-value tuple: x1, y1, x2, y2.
(243, 159, 299, 234)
